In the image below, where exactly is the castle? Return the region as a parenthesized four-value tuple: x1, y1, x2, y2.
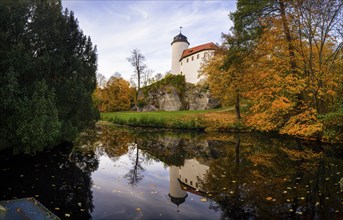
(171, 29, 218, 84)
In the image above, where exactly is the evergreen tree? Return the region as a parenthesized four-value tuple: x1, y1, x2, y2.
(0, 0, 99, 153)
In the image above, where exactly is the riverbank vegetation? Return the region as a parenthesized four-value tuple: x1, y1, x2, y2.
(102, 108, 245, 131)
(0, 0, 98, 153)
(201, 0, 343, 142)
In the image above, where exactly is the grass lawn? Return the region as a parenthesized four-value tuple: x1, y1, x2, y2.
(101, 107, 245, 131)
(101, 108, 224, 121)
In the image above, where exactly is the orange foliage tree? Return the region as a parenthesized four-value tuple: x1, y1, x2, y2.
(93, 76, 134, 112)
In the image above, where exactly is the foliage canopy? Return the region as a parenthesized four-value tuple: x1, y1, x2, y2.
(0, 0, 99, 153)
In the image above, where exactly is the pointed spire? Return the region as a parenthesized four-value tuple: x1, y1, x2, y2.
(180, 26, 183, 34)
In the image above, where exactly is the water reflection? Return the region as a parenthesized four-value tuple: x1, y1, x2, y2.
(0, 124, 342, 219)
(0, 143, 97, 219)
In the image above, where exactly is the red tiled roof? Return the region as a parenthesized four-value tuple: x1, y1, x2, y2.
(180, 42, 218, 60)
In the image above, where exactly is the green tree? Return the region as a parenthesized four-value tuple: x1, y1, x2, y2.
(0, 0, 99, 153)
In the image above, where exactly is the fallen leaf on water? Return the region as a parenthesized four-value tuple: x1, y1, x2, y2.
(289, 209, 294, 212)
(55, 207, 60, 211)
(266, 197, 273, 201)
(65, 213, 70, 217)
(200, 198, 207, 202)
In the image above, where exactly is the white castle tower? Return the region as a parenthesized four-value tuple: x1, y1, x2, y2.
(171, 27, 189, 75)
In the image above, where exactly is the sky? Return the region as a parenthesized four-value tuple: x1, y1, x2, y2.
(61, 0, 237, 81)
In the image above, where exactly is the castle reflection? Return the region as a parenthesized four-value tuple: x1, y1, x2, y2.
(169, 159, 211, 212)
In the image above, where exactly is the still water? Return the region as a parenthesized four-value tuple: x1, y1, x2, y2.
(0, 124, 342, 219)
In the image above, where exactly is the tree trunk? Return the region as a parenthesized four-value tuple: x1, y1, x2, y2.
(235, 89, 241, 120)
(279, 0, 297, 74)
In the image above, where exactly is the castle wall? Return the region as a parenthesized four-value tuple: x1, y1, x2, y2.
(180, 50, 214, 84)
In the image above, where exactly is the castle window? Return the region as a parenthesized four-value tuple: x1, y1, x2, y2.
(191, 56, 194, 61)
(181, 62, 183, 66)
(185, 178, 188, 183)
(197, 54, 200, 59)
(190, 181, 193, 186)
(187, 58, 189, 63)
(196, 183, 198, 188)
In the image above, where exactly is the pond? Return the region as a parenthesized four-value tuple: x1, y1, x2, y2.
(0, 124, 342, 219)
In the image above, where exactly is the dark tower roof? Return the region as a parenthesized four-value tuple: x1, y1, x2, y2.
(171, 31, 190, 45)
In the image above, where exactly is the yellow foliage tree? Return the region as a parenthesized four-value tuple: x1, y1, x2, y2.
(93, 76, 134, 112)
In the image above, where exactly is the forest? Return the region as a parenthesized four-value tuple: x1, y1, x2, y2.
(201, 0, 343, 141)
(0, 0, 98, 153)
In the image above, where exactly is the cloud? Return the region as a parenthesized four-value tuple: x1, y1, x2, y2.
(62, 1, 236, 81)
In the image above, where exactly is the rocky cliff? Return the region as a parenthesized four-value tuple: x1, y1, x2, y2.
(138, 76, 220, 111)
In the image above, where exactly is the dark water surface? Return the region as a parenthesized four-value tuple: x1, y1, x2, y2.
(0, 124, 342, 219)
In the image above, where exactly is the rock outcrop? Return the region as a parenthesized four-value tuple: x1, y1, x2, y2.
(139, 83, 220, 111)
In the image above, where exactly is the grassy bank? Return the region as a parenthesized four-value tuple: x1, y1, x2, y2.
(101, 108, 245, 131)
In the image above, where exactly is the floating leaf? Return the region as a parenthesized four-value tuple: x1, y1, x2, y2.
(200, 198, 207, 202)
(55, 207, 60, 211)
(266, 197, 273, 201)
(65, 213, 70, 217)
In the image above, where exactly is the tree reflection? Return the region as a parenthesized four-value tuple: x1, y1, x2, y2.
(124, 143, 145, 186)
(198, 134, 343, 219)
(0, 142, 98, 219)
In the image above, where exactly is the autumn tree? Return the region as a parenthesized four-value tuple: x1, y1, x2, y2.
(204, 0, 342, 139)
(93, 75, 133, 112)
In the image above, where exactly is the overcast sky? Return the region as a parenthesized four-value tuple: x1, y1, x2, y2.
(61, 0, 236, 81)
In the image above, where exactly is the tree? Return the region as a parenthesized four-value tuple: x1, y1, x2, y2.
(127, 49, 147, 91)
(0, 0, 99, 152)
(96, 73, 107, 88)
(93, 75, 134, 112)
(201, 48, 246, 119)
